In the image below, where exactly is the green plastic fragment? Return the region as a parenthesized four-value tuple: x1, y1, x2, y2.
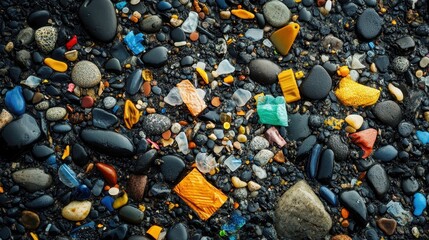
(219, 230, 227, 237)
(257, 95, 288, 127)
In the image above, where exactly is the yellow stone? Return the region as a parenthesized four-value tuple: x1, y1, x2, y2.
(113, 192, 128, 209)
(61, 145, 70, 160)
(62, 201, 91, 221)
(345, 114, 363, 130)
(335, 77, 380, 107)
(44, 58, 68, 72)
(223, 122, 230, 130)
(196, 67, 209, 84)
(223, 75, 234, 84)
(65, 50, 78, 61)
(147, 225, 163, 240)
(337, 66, 350, 77)
(231, 176, 247, 188)
(237, 134, 247, 143)
(142, 69, 153, 81)
(270, 22, 300, 55)
(238, 125, 245, 134)
(294, 71, 304, 79)
(345, 126, 357, 133)
(388, 83, 403, 101)
(231, 9, 255, 19)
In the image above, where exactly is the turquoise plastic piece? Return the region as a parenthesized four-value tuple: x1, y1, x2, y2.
(124, 31, 145, 55)
(416, 131, 429, 144)
(257, 95, 288, 127)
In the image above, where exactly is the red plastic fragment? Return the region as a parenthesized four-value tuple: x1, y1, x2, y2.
(66, 35, 78, 50)
(349, 128, 377, 158)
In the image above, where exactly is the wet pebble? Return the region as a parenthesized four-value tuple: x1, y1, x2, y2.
(367, 164, 390, 198)
(1, 114, 41, 152)
(373, 101, 402, 127)
(142, 114, 172, 135)
(254, 149, 274, 166)
(20, 210, 40, 230)
(167, 223, 188, 240)
(160, 155, 185, 182)
(12, 168, 52, 192)
(356, 8, 382, 40)
(46, 107, 67, 121)
(80, 129, 135, 157)
(263, 1, 291, 27)
(401, 177, 420, 195)
(119, 205, 144, 224)
(26, 195, 54, 209)
(142, 46, 168, 67)
(140, 15, 163, 33)
(79, 0, 117, 42)
(92, 108, 118, 129)
(339, 190, 368, 226)
(249, 59, 281, 85)
(373, 145, 398, 162)
(300, 65, 332, 100)
(72, 60, 102, 88)
(61, 201, 92, 221)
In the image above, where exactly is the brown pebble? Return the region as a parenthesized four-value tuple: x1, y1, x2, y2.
(127, 174, 148, 202)
(273, 150, 286, 163)
(32, 92, 44, 104)
(20, 210, 40, 230)
(162, 130, 172, 140)
(142, 81, 151, 97)
(211, 97, 221, 107)
(331, 235, 352, 240)
(424, 111, 429, 122)
(317, 0, 327, 7)
(377, 218, 397, 236)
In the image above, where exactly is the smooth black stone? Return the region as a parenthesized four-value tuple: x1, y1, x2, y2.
(80, 129, 135, 157)
(142, 114, 172, 135)
(79, 0, 118, 42)
(136, 139, 148, 154)
(373, 145, 398, 162)
(323, 62, 337, 75)
(92, 108, 118, 129)
(51, 47, 67, 61)
(52, 123, 72, 133)
(22, 88, 34, 102)
(32, 145, 54, 160)
(8, 66, 22, 83)
(255, 13, 265, 28)
(356, 8, 382, 40)
(126, 69, 143, 95)
(27, 10, 51, 29)
(134, 149, 158, 174)
(119, 206, 144, 224)
(297, 135, 317, 157)
(102, 224, 128, 240)
(64, 92, 81, 104)
(167, 223, 188, 240)
(401, 177, 420, 195)
(142, 46, 168, 67)
(249, 59, 281, 85)
(129, 236, 151, 240)
(398, 121, 414, 137)
(299, 7, 312, 22)
(160, 155, 186, 182)
(374, 55, 389, 73)
(170, 28, 186, 42)
(46, 85, 61, 96)
(140, 15, 163, 33)
(343, 2, 358, 17)
(37, 66, 54, 79)
(0, 114, 41, 152)
(316, 149, 334, 184)
(25, 195, 54, 209)
(367, 164, 389, 198)
(299, 65, 332, 100)
(105, 58, 122, 72)
(286, 113, 311, 141)
(339, 190, 368, 226)
(373, 100, 402, 127)
(394, 36, 415, 55)
(365, 228, 379, 240)
(327, 134, 349, 161)
(356, 158, 376, 172)
(0, 226, 11, 240)
(51, 73, 70, 83)
(180, 56, 194, 66)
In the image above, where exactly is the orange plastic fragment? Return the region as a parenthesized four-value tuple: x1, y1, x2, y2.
(341, 208, 349, 218)
(44, 58, 68, 72)
(349, 128, 377, 158)
(231, 9, 255, 19)
(146, 225, 163, 239)
(124, 100, 140, 129)
(0, 186, 4, 193)
(341, 220, 350, 228)
(173, 168, 228, 220)
(270, 22, 300, 55)
(223, 75, 234, 84)
(177, 80, 207, 117)
(142, 69, 153, 81)
(335, 77, 380, 107)
(278, 69, 301, 103)
(337, 66, 350, 77)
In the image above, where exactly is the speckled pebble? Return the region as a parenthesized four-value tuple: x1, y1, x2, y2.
(71, 60, 102, 88)
(46, 107, 67, 121)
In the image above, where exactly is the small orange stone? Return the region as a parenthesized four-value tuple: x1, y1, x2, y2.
(96, 162, 118, 186)
(0, 186, 4, 193)
(341, 208, 349, 218)
(341, 220, 349, 228)
(273, 150, 286, 163)
(223, 75, 234, 84)
(331, 234, 352, 240)
(44, 58, 68, 72)
(124, 100, 140, 129)
(142, 81, 151, 97)
(211, 97, 221, 107)
(162, 130, 171, 140)
(146, 225, 163, 240)
(189, 31, 199, 41)
(233, 202, 240, 209)
(188, 141, 196, 149)
(146, 107, 156, 114)
(179, 120, 188, 125)
(231, 9, 255, 19)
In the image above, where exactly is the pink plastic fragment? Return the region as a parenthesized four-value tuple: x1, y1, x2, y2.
(67, 83, 75, 92)
(146, 138, 160, 150)
(265, 127, 286, 148)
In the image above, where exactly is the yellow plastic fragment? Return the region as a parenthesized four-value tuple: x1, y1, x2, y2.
(44, 58, 68, 72)
(61, 145, 70, 160)
(337, 66, 350, 77)
(270, 22, 300, 55)
(124, 100, 141, 129)
(294, 71, 304, 79)
(173, 168, 228, 220)
(254, 93, 264, 101)
(30, 232, 39, 240)
(147, 225, 163, 240)
(334, 76, 380, 107)
(177, 80, 207, 117)
(278, 69, 301, 103)
(113, 192, 128, 209)
(231, 9, 255, 19)
(223, 122, 230, 130)
(324, 117, 344, 130)
(196, 67, 209, 84)
(223, 75, 234, 84)
(142, 69, 153, 81)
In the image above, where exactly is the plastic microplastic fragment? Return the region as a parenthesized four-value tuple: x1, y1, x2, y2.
(278, 69, 301, 103)
(123, 31, 145, 55)
(177, 80, 207, 116)
(173, 168, 228, 220)
(270, 22, 300, 55)
(335, 76, 380, 107)
(257, 95, 288, 127)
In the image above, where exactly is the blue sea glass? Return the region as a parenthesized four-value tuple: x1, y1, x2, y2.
(58, 164, 80, 188)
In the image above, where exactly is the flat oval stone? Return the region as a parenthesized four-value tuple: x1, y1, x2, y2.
(5, 86, 26, 116)
(167, 223, 188, 240)
(401, 177, 420, 195)
(46, 107, 67, 121)
(249, 59, 282, 85)
(142, 114, 172, 135)
(367, 164, 389, 198)
(142, 46, 168, 67)
(20, 210, 40, 230)
(170, 28, 186, 42)
(80, 129, 135, 157)
(373, 100, 402, 127)
(263, 0, 291, 27)
(12, 168, 52, 192)
(286, 113, 310, 141)
(1, 114, 41, 151)
(134, 149, 158, 174)
(339, 190, 368, 226)
(119, 205, 144, 224)
(308, 144, 322, 178)
(356, 8, 382, 40)
(126, 69, 143, 95)
(62, 201, 92, 221)
(160, 155, 186, 182)
(376, 218, 397, 236)
(300, 65, 332, 100)
(373, 145, 398, 162)
(25, 195, 54, 209)
(72, 60, 102, 88)
(72, 143, 89, 167)
(92, 108, 118, 129)
(79, 0, 117, 42)
(140, 15, 163, 33)
(316, 149, 334, 184)
(52, 123, 72, 133)
(297, 135, 317, 157)
(28, 10, 51, 29)
(398, 121, 414, 137)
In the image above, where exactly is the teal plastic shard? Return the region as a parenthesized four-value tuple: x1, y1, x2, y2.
(257, 95, 288, 127)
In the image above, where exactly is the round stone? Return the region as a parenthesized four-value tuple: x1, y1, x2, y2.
(356, 8, 382, 40)
(12, 168, 52, 192)
(46, 107, 67, 121)
(263, 1, 291, 27)
(373, 100, 402, 127)
(249, 59, 282, 85)
(20, 210, 40, 230)
(249, 136, 270, 151)
(103, 96, 117, 109)
(254, 149, 274, 166)
(61, 201, 92, 221)
(299, 65, 332, 100)
(71, 60, 102, 88)
(34, 26, 57, 53)
(142, 114, 172, 135)
(171, 122, 182, 134)
(392, 56, 410, 73)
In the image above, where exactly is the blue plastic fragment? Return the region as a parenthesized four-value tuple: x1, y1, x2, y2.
(72, 184, 91, 201)
(157, 1, 172, 11)
(215, 0, 228, 9)
(115, 1, 127, 10)
(319, 186, 338, 206)
(413, 192, 427, 216)
(101, 196, 115, 212)
(58, 164, 80, 188)
(416, 131, 429, 144)
(308, 144, 322, 178)
(124, 31, 145, 55)
(368, 42, 375, 49)
(161, 108, 167, 114)
(5, 86, 26, 116)
(112, 105, 120, 113)
(221, 212, 246, 234)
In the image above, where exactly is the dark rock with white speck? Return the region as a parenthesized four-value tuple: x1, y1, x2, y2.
(142, 114, 172, 135)
(339, 190, 368, 226)
(392, 56, 410, 73)
(327, 134, 349, 161)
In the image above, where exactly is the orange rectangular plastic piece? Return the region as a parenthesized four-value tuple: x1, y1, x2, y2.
(270, 22, 300, 55)
(173, 168, 228, 220)
(278, 69, 301, 103)
(177, 80, 207, 117)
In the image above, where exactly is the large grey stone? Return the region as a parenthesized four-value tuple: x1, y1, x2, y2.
(12, 168, 52, 192)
